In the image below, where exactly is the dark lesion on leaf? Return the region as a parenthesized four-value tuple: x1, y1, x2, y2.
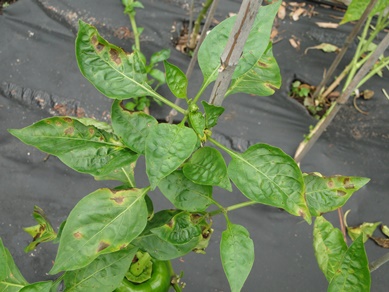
(109, 49, 122, 65)
(257, 60, 269, 67)
(97, 241, 111, 252)
(343, 177, 355, 189)
(73, 231, 83, 239)
(327, 180, 334, 188)
(63, 117, 73, 123)
(91, 35, 105, 52)
(110, 196, 125, 205)
(337, 190, 347, 196)
(64, 127, 74, 135)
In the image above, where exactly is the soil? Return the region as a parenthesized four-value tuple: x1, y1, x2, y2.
(0, 0, 17, 14)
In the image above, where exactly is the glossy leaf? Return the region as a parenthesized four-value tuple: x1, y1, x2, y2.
(158, 170, 213, 212)
(188, 111, 206, 137)
(344, 210, 380, 243)
(20, 281, 52, 292)
(23, 206, 57, 252)
(0, 238, 29, 291)
(76, 20, 153, 99)
(220, 224, 254, 292)
(228, 144, 311, 223)
(226, 42, 281, 97)
(63, 247, 137, 292)
(50, 188, 148, 274)
(313, 216, 347, 281)
(201, 101, 225, 128)
(328, 236, 370, 292)
(183, 147, 231, 191)
(111, 100, 158, 154)
(163, 61, 188, 99)
(8, 117, 139, 178)
(77, 118, 113, 133)
(151, 211, 202, 245)
(304, 173, 370, 216)
(340, 0, 389, 24)
(132, 210, 200, 260)
(198, 1, 280, 86)
(145, 123, 198, 189)
(94, 162, 136, 186)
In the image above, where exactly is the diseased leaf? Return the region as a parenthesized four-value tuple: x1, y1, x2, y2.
(304, 173, 370, 216)
(50, 188, 148, 274)
(77, 118, 113, 133)
(76, 20, 153, 99)
(151, 211, 202, 245)
(313, 216, 347, 282)
(63, 247, 137, 292)
(183, 147, 231, 191)
(228, 144, 311, 223)
(198, 1, 281, 87)
(370, 236, 389, 248)
(344, 210, 380, 243)
(8, 117, 139, 178)
(220, 224, 254, 292)
(20, 281, 52, 292)
(23, 206, 57, 252)
(328, 236, 370, 292)
(163, 61, 188, 99)
(201, 101, 225, 129)
(158, 170, 213, 212)
(111, 100, 158, 154)
(145, 124, 197, 189)
(226, 43, 281, 97)
(0, 238, 29, 291)
(132, 210, 200, 260)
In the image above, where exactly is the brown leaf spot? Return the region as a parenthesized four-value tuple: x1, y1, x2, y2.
(371, 237, 389, 248)
(109, 49, 122, 65)
(343, 178, 355, 189)
(88, 127, 95, 135)
(63, 117, 72, 123)
(91, 35, 98, 45)
(167, 220, 174, 228)
(257, 61, 268, 68)
(337, 190, 346, 196)
(97, 241, 110, 252)
(110, 196, 125, 204)
(73, 231, 83, 239)
(64, 127, 74, 135)
(45, 120, 51, 124)
(327, 180, 334, 188)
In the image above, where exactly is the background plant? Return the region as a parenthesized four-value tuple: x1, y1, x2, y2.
(0, 0, 381, 291)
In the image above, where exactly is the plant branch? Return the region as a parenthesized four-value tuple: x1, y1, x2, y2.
(208, 0, 263, 106)
(369, 252, 389, 272)
(209, 200, 258, 217)
(188, 0, 214, 50)
(311, 0, 378, 101)
(294, 31, 389, 163)
(166, 0, 220, 123)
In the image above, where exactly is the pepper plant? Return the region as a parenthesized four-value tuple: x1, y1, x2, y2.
(1, 1, 374, 291)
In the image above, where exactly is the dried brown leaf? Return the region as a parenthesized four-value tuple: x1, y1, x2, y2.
(289, 38, 300, 50)
(370, 237, 389, 248)
(305, 43, 339, 54)
(315, 22, 339, 28)
(278, 3, 286, 20)
(291, 7, 306, 21)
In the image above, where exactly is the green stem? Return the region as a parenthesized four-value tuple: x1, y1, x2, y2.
(357, 57, 389, 87)
(209, 200, 258, 217)
(192, 80, 211, 104)
(343, 16, 372, 90)
(128, 9, 141, 51)
(167, 261, 182, 292)
(208, 136, 237, 158)
(188, 0, 214, 50)
(149, 91, 187, 115)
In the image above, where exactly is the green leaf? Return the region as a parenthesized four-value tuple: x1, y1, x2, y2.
(304, 173, 370, 216)
(158, 170, 213, 212)
(344, 210, 380, 243)
(340, 0, 389, 24)
(151, 211, 202, 245)
(188, 111, 206, 137)
(20, 281, 52, 292)
(220, 224, 254, 292)
(382, 225, 389, 237)
(132, 210, 200, 260)
(328, 236, 370, 292)
(183, 147, 231, 191)
(227, 144, 311, 223)
(8, 117, 140, 178)
(93, 162, 137, 186)
(198, 1, 281, 86)
(201, 101, 225, 128)
(23, 206, 57, 252)
(111, 100, 158, 154)
(313, 216, 347, 282)
(150, 48, 170, 65)
(0, 238, 29, 291)
(63, 247, 137, 292)
(163, 61, 188, 99)
(226, 42, 281, 97)
(148, 68, 165, 84)
(76, 20, 153, 100)
(145, 124, 198, 189)
(50, 188, 148, 274)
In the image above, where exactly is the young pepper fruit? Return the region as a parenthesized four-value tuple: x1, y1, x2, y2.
(115, 256, 172, 292)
